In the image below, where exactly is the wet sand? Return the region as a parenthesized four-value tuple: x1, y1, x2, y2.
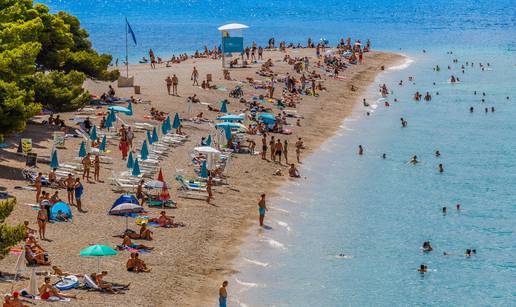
(0, 48, 403, 306)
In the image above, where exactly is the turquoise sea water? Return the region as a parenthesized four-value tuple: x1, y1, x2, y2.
(38, 1, 516, 306)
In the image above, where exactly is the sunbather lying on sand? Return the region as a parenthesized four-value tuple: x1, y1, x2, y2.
(121, 235, 153, 250)
(39, 276, 76, 299)
(126, 252, 151, 273)
(51, 266, 83, 277)
(149, 211, 175, 227)
(92, 271, 118, 294)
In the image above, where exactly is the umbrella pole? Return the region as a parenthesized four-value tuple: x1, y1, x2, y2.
(126, 216, 129, 231)
(97, 257, 100, 273)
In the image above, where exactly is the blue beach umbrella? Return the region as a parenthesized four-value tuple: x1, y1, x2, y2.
(78, 141, 87, 158)
(50, 150, 59, 169)
(200, 160, 208, 178)
(141, 140, 149, 160)
(132, 158, 141, 176)
(206, 135, 212, 146)
(172, 113, 181, 129)
(152, 127, 159, 143)
(215, 122, 241, 129)
(146, 130, 153, 145)
(89, 126, 97, 141)
(99, 135, 107, 152)
(108, 109, 117, 122)
(220, 100, 228, 113)
(104, 115, 113, 129)
(217, 114, 243, 122)
(223, 125, 232, 141)
(165, 116, 171, 131)
(127, 151, 134, 169)
(258, 113, 276, 125)
(161, 122, 168, 135)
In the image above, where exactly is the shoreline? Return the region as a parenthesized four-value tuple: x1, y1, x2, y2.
(0, 48, 404, 306)
(193, 52, 406, 306)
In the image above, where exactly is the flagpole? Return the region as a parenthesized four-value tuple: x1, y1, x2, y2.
(125, 18, 129, 78)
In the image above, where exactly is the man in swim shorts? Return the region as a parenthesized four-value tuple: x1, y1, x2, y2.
(258, 194, 268, 227)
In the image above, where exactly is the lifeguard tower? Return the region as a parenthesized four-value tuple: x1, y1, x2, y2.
(217, 23, 249, 68)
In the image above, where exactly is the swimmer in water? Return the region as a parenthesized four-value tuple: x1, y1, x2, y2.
(442, 207, 447, 214)
(382, 153, 386, 159)
(438, 163, 444, 173)
(400, 118, 408, 127)
(418, 264, 428, 273)
(456, 203, 461, 210)
(358, 145, 363, 155)
(469, 107, 474, 113)
(422, 241, 433, 252)
(491, 107, 495, 112)
(435, 150, 441, 157)
(362, 98, 369, 107)
(409, 155, 419, 164)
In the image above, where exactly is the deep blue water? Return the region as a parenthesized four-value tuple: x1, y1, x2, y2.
(37, 1, 516, 306)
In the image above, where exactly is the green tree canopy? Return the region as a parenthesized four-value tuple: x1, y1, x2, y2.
(0, 0, 119, 140)
(0, 198, 25, 256)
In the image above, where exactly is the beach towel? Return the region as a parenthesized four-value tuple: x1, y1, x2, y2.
(35, 296, 71, 302)
(117, 245, 151, 253)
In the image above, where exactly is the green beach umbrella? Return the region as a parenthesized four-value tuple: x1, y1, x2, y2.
(89, 126, 97, 141)
(141, 140, 149, 160)
(50, 150, 59, 169)
(127, 151, 134, 169)
(172, 113, 181, 129)
(78, 141, 87, 158)
(206, 135, 212, 146)
(220, 100, 228, 113)
(152, 127, 159, 143)
(132, 158, 141, 176)
(146, 130, 153, 145)
(80, 244, 118, 271)
(200, 160, 208, 178)
(99, 135, 107, 152)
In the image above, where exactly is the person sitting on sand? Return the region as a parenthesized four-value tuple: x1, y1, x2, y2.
(121, 235, 153, 251)
(93, 271, 117, 294)
(55, 210, 69, 222)
(39, 276, 76, 300)
(139, 223, 153, 240)
(126, 253, 151, 273)
(4, 291, 28, 307)
(23, 221, 36, 239)
(289, 164, 300, 178)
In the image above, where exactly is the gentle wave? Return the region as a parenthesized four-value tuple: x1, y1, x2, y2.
(243, 257, 270, 267)
(235, 278, 260, 288)
(388, 57, 414, 71)
(261, 237, 287, 250)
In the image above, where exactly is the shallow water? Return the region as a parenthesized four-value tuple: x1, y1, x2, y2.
(37, 1, 516, 306)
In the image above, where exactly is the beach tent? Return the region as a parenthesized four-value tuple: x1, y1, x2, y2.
(111, 194, 139, 209)
(217, 114, 244, 122)
(127, 151, 134, 169)
(49, 201, 72, 221)
(50, 150, 59, 169)
(108, 101, 133, 116)
(78, 141, 87, 158)
(172, 113, 181, 129)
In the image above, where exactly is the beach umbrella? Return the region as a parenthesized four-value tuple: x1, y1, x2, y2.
(146, 130, 153, 145)
(206, 135, 212, 146)
(89, 126, 98, 141)
(50, 150, 59, 169)
(258, 113, 276, 124)
(223, 125, 232, 142)
(220, 100, 228, 113)
(152, 127, 159, 143)
(108, 109, 117, 122)
(172, 113, 181, 129)
(157, 168, 164, 182)
(132, 158, 141, 176)
(215, 122, 242, 129)
(104, 115, 113, 129)
(194, 146, 221, 155)
(109, 202, 144, 230)
(80, 244, 118, 272)
(127, 151, 134, 169)
(141, 140, 149, 160)
(78, 141, 87, 158)
(157, 168, 170, 202)
(200, 160, 208, 178)
(217, 114, 244, 122)
(99, 135, 107, 152)
(165, 116, 172, 131)
(127, 101, 133, 116)
(161, 122, 168, 135)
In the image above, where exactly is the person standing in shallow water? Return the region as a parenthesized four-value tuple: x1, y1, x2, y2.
(219, 280, 228, 307)
(258, 194, 268, 227)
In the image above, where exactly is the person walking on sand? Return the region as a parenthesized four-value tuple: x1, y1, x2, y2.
(258, 194, 268, 227)
(172, 74, 179, 96)
(74, 178, 84, 212)
(191, 66, 199, 86)
(126, 127, 134, 148)
(219, 280, 228, 307)
(206, 176, 213, 204)
(283, 139, 289, 164)
(82, 153, 91, 181)
(295, 137, 303, 163)
(35, 172, 42, 203)
(93, 155, 100, 182)
(269, 136, 276, 161)
(165, 76, 172, 95)
(261, 135, 267, 160)
(65, 174, 75, 205)
(275, 139, 284, 164)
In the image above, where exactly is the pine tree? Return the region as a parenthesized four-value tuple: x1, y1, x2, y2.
(0, 197, 25, 257)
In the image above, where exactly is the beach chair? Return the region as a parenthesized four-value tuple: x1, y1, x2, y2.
(175, 175, 209, 200)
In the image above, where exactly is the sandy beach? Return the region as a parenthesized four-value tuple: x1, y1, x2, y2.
(0, 48, 402, 306)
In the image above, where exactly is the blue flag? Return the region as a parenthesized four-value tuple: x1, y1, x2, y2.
(126, 18, 137, 45)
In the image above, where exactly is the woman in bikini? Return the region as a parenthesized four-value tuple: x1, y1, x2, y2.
(36, 203, 48, 240)
(93, 155, 100, 182)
